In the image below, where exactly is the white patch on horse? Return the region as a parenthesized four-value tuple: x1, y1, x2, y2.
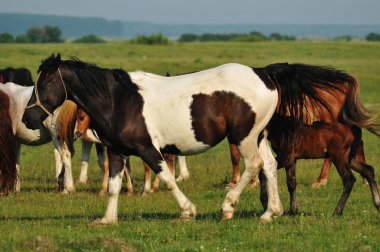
(131, 63, 277, 155)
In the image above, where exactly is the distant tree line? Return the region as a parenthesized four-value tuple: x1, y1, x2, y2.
(1, 25, 380, 44)
(178, 32, 296, 42)
(0, 25, 63, 43)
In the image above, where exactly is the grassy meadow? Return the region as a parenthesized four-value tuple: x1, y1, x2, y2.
(0, 41, 379, 251)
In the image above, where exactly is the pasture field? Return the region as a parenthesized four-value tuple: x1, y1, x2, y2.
(0, 41, 379, 251)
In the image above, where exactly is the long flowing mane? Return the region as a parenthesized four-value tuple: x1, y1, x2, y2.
(38, 56, 139, 109)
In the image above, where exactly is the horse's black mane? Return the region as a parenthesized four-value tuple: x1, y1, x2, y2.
(39, 56, 139, 107)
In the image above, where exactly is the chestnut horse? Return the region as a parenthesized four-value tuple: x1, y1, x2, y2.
(0, 90, 17, 195)
(259, 114, 380, 215)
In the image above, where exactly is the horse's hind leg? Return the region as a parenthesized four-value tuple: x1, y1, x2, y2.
(311, 158, 332, 188)
(258, 133, 283, 221)
(95, 144, 108, 196)
(285, 163, 298, 215)
(333, 160, 356, 215)
(222, 132, 282, 222)
(349, 159, 380, 211)
(15, 142, 21, 192)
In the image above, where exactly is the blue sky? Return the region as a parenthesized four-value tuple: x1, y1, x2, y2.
(2, 0, 380, 24)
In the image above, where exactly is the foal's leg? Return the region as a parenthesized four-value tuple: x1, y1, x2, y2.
(349, 160, 380, 211)
(176, 156, 190, 182)
(95, 150, 125, 224)
(78, 140, 93, 184)
(285, 163, 298, 215)
(138, 145, 196, 219)
(333, 160, 356, 215)
(311, 158, 332, 188)
(54, 148, 64, 191)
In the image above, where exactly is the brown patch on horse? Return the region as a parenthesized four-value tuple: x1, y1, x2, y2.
(190, 91, 256, 146)
(58, 100, 78, 154)
(0, 90, 17, 193)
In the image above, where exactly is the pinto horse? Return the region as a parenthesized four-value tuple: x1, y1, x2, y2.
(23, 54, 301, 223)
(0, 67, 34, 86)
(0, 90, 17, 195)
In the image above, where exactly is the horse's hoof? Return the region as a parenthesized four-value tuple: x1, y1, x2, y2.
(181, 202, 196, 220)
(221, 211, 234, 221)
(98, 190, 107, 197)
(311, 179, 327, 188)
(90, 218, 118, 227)
(225, 182, 237, 191)
(259, 213, 273, 223)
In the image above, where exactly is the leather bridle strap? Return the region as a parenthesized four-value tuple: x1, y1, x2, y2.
(25, 68, 68, 117)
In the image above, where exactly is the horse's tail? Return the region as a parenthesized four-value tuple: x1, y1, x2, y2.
(0, 91, 17, 193)
(257, 63, 358, 124)
(58, 100, 78, 155)
(341, 77, 380, 136)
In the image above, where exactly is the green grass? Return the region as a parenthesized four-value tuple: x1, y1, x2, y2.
(0, 41, 379, 251)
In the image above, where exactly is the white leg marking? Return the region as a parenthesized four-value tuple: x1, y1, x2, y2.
(61, 142, 75, 194)
(258, 132, 283, 222)
(221, 133, 263, 220)
(98, 170, 124, 224)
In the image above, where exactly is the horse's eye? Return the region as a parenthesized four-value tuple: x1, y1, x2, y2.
(78, 116, 85, 120)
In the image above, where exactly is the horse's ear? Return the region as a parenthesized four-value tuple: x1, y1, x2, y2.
(56, 53, 61, 62)
(166, 72, 170, 77)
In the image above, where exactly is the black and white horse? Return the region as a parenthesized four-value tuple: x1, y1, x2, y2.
(23, 54, 287, 224)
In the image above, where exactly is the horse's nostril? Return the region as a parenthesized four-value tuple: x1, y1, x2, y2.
(22, 116, 29, 126)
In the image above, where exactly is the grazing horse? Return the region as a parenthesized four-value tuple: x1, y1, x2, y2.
(0, 67, 34, 86)
(261, 115, 380, 215)
(24, 54, 324, 223)
(0, 90, 17, 195)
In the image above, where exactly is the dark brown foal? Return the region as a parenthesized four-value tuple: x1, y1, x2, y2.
(260, 115, 380, 215)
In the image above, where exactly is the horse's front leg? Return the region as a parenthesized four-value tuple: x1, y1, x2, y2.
(94, 149, 125, 225)
(138, 145, 196, 219)
(15, 142, 21, 192)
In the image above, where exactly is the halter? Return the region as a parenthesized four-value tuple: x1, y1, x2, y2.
(25, 68, 68, 117)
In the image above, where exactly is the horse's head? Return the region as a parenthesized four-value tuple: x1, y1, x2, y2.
(74, 109, 91, 140)
(22, 53, 67, 129)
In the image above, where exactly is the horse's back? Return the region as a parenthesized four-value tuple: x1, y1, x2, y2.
(132, 63, 278, 154)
